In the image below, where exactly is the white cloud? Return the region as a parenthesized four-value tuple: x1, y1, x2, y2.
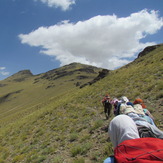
(19, 10, 163, 70)
(35, 0, 76, 11)
(0, 67, 5, 70)
(0, 67, 10, 76)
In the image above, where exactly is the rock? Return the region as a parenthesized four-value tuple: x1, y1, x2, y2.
(80, 69, 110, 88)
(138, 44, 163, 58)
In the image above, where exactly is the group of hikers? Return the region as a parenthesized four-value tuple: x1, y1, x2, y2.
(101, 94, 163, 163)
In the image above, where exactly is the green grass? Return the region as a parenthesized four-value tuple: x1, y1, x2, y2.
(0, 45, 162, 162)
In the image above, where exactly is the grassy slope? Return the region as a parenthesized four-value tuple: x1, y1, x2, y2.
(0, 63, 102, 128)
(0, 45, 162, 163)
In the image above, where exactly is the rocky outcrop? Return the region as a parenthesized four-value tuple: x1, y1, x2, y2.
(79, 69, 110, 88)
(0, 90, 23, 103)
(138, 44, 163, 58)
(35, 63, 99, 82)
(0, 84, 7, 87)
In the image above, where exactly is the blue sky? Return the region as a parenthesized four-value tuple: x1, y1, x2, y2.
(0, 0, 163, 80)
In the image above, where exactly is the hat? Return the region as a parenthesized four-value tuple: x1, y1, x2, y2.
(121, 96, 129, 103)
(105, 94, 110, 97)
(111, 98, 119, 105)
(133, 98, 146, 108)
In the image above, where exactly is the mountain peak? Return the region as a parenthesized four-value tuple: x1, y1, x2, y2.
(15, 70, 33, 75)
(6, 69, 33, 82)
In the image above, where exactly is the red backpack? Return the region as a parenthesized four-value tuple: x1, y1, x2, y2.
(114, 138, 163, 163)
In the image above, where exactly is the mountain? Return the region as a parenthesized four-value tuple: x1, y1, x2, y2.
(5, 69, 33, 82)
(0, 44, 162, 162)
(0, 62, 103, 127)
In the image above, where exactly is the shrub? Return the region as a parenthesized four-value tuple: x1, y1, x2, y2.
(0, 159, 5, 163)
(72, 157, 85, 163)
(155, 91, 163, 99)
(90, 151, 101, 161)
(89, 120, 103, 133)
(35, 155, 46, 162)
(13, 154, 25, 163)
(41, 147, 54, 155)
(70, 143, 92, 157)
(69, 133, 78, 142)
(102, 142, 113, 156)
(80, 134, 90, 143)
(53, 156, 63, 163)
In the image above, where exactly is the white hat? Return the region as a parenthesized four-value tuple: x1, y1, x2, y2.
(121, 96, 129, 103)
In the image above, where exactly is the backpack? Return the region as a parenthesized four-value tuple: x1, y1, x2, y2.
(103, 99, 112, 108)
(114, 138, 163, 163)
(114, 102, 121, 116)
(137, 126, 157, 138)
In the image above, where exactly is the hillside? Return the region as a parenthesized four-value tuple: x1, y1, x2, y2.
(0, 44, 163, 163)
(0, 63, 103, 127)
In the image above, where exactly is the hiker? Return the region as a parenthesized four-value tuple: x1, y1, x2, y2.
(109, 115, 140, 148)
(104, 115, 140, 163)
(117, 96, 163, 138)
(113, 96, 135, 116)
(118, 96, 135, 114)
(120, 96, 134, 107)
(102, 94, 112, 119)
(104, 115, 163, 163)
(110, 98, 121, 116)
(133, 98, 155, 126)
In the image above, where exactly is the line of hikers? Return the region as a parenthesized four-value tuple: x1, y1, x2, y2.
(101, 95, 163, 163)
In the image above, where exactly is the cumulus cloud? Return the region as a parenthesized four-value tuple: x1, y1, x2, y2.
(35, 0, 76, 11)
(0, 67, 10, 76)
(19, 10, 163, 70)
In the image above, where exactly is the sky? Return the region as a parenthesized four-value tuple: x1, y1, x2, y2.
(0, 0, 163, 80)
